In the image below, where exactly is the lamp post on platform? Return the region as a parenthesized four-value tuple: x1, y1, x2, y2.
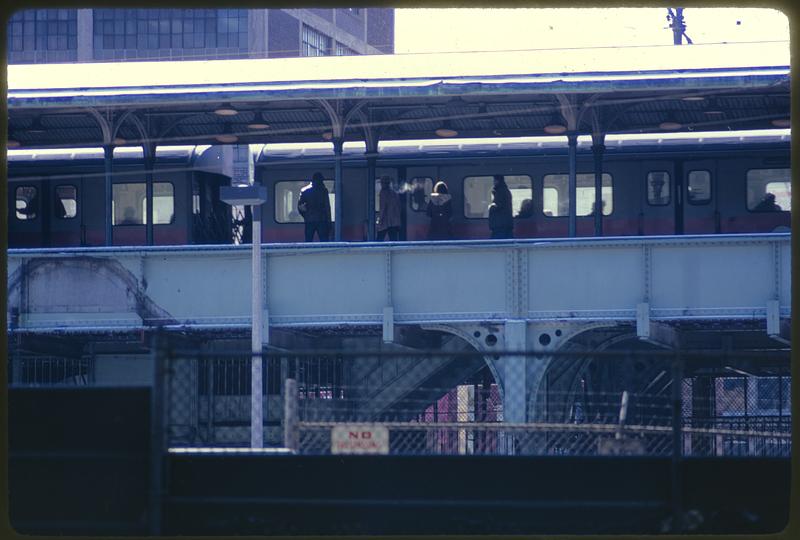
(221, 184, 268, 448)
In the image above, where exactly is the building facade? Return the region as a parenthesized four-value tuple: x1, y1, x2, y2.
(7, 8, 394, 64)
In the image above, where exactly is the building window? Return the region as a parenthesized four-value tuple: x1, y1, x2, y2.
(15, 186, 38, 220)
(335, 41, 357, 56)
(543, 173, 613, 217)
(7, 9, 77, 53)
(463, 175, 532, 219)
(302, 24, 331, 56)
(746, 168, 791, 212)
(408, 177, 434, 212)
(687, 170, 712, 204)
(646, 171, 671, 206)
(55, 185, 77, 219)
(274, 180, 335, 223)
(93, 9, 247, 56)
(113, 182, 174, 225)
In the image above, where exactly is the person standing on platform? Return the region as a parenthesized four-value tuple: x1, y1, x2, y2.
(426, 181, 453, 240)
(488, 174, 514, 239)
(298, 172, 332, 242)
(376, 175, 401, 241)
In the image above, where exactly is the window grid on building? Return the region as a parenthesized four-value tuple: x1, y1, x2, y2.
(8, 9, 77, 53)
(302, 24, 331, 56)
(335, 41, 357, 56)
(93, 9, 247, 55)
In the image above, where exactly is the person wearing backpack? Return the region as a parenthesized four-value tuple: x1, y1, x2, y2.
(426, 181, 453, 240)
(298, 172, 332, 242)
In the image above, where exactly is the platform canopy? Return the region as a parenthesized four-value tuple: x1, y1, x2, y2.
(6, 41, 790, 149)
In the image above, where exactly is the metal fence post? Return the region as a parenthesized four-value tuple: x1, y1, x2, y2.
(284, 378, 299, 453)
(670, 348, 684, 533)
(149, 330, 166, 535)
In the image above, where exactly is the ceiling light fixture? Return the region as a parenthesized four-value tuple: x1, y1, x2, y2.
(215, 123, 238, 144)
(7, 138, 20, 148)
(214, 102, 239, 116)
(543, 113, 567, 135)
(435, 124, 458, 138)
(681, 95, 705, 101)
(771, 118, 791, 128)
(113, 137, 127, 145)
(247, 111, 270, 130)
(322, 131, 333, 141)
(659, 121, 682, 130)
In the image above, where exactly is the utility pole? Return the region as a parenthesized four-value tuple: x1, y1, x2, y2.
(667, 8, 693, 45)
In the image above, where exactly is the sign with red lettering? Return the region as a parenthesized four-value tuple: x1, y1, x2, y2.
(331, 424, 389, 454)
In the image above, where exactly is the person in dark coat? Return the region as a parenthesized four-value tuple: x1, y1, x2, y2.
(488, 174, 514, 239)
(298, 172, 332, 242)
(426, 181, 453, 240)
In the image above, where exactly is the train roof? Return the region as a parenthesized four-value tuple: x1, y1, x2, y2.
(256, 129, 791, 161)
(8, 42, 790, 149)
(6, 144, 227, 175)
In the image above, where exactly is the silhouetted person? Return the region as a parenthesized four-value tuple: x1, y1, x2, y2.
(298, 172, 332, 242)
(119, 206, 138, 225)
(376, 175, 401, 241)
(426, 181, 453, 240)
(753, 192, 781, 212)
(516, 198, 533, 219)
(488, 175, 513, 239)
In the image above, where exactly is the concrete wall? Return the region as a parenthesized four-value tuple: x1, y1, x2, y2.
(367, 8, 394, 53)
(268, 10, 300, 58)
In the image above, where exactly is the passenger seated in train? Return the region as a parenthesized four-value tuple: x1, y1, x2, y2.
(488, 175, 514, 239)
(753, 192, 782, 212)
(589, 200, 606, 215)
(377, 175, 401, 241)
(298, 172, 332, 242)
(119, 207, 138, 225)
(516, 198, 534, 219)
(426, 181, 453, 240)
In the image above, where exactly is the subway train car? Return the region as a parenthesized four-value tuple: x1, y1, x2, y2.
(7, 130, 791, 248)
(257, 130, 791, 242)
(7, 145, 232, 248)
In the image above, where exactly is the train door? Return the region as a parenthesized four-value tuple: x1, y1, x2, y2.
(682, 160, 717, 234)
(49, 180, 83, 246)
(9, 179, 44, 248)
(641, 160, 676, 235)
(404, 166, 438, 240)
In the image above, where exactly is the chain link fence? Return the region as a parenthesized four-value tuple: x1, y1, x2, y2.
(7, 345, 790, 458)
(147, 347, 791, 457)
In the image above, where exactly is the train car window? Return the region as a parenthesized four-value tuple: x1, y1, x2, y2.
(464, 175, 532, 218)
(192, 178, 201, 215)
(55, 185, 77, 219)
(687, 171, 712, 204)
(646, 171, 671, 206)
(543, 174, 613, 217)
(15, 186, 38, 220)
(408, 177, 434, 212)
(113, 182, 174, 225)
(274, 180, 336, 223)
(746, 168, 791, 212)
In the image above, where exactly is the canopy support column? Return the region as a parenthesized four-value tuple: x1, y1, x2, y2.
(144, 143, 156, 246)
(103, 144, 114, 246)
(567, 132, 578, 237)
(333, 137, 344, 241)
(592, 133, 606, 236)
(366, 155, 377, 241)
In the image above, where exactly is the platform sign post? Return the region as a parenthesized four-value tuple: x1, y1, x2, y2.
(220, 168, 267, 449)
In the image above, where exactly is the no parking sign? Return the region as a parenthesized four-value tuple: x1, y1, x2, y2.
(331, 425, 389, 454)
